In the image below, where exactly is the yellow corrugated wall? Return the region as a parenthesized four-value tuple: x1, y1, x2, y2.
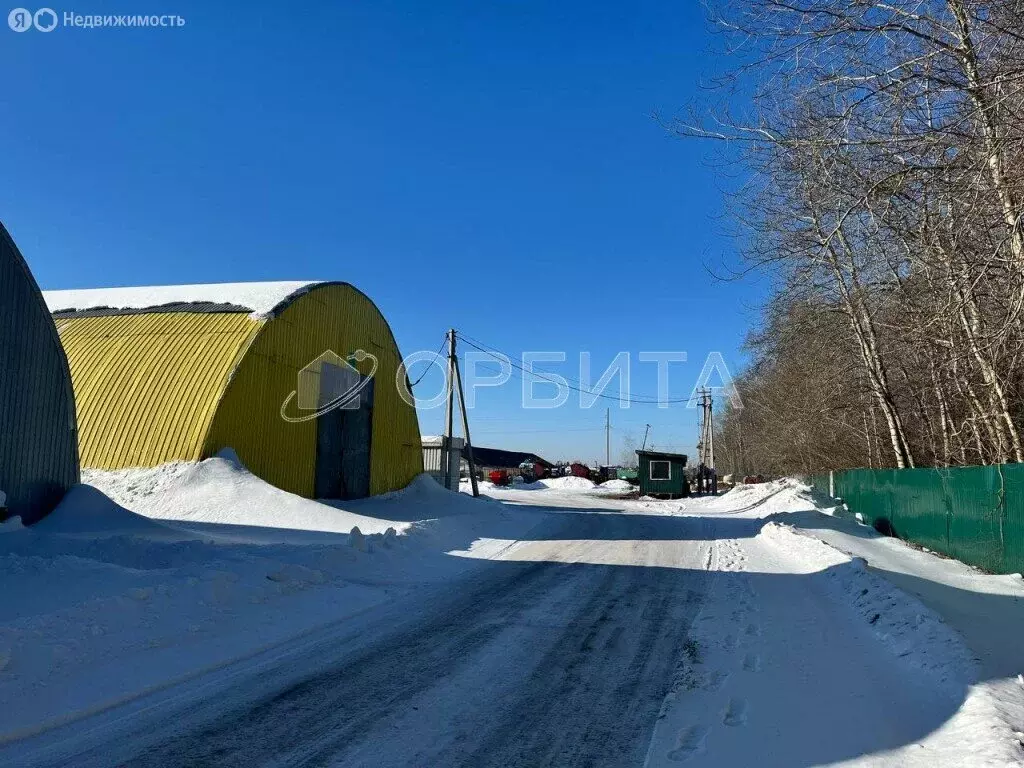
(202, 283, 423, 496)
(55, 313, 261, 469)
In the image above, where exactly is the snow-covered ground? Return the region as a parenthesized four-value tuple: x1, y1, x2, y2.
(464, 474, 637, 500)
(0, 454, 539, 744)
(470, 477, 1024, 766)
(2, 470, 1022, 766)
(643, 482, 1024, 767)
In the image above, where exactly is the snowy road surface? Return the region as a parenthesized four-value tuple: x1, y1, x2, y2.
(2, 474, 1022, 767)
(7, 511, 713, 767)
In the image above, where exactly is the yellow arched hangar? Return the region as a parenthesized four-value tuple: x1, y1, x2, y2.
(44, 282, 423, 499)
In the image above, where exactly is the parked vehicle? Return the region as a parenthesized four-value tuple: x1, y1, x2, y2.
(569, 462, 590, 479)
(519, 461, 547, 483)
(488, 470, 512, 486)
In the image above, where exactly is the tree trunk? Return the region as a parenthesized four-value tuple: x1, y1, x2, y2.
(947, 0, 1024, 268)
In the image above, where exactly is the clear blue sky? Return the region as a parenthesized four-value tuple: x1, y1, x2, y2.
(2, 0, 765, 463)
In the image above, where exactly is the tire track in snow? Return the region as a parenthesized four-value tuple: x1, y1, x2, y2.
(87, 512, 711, 767)
(449, 564, 705, 768)
(86, 559, 571, 767)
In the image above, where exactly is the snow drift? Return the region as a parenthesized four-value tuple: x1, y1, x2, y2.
(84, 451, 411, 543)
(0, 460, 533, 743)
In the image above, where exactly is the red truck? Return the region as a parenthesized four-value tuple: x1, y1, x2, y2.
(488, 469, 512, 486)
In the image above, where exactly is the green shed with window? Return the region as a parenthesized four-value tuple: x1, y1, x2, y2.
(636, 450, 689, 498)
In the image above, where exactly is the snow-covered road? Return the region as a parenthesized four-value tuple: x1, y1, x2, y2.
(2, 475, 1021, 767)
(9, 509, 713, 767)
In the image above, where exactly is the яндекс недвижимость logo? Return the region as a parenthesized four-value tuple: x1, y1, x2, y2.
(8, 8, 56, 31)
(8, 8, 185, 31)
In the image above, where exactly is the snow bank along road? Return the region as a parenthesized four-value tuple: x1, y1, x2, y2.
(2, 473, 1022, 767)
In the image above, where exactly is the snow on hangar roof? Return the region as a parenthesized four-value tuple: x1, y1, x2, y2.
(42, 281, 328, 319)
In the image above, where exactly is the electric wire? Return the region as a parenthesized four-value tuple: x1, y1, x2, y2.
(408, 335, 450, 388)
(454, 330, 696, 405)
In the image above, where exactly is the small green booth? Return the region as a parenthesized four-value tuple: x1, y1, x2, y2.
(636, 450, 689, 498)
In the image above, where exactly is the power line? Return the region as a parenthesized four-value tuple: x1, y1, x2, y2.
(456, 330, 690, 403)
(459, 331, 630, 393)
(455, 331, 695, 405)
(464, 354, 690, 411)
(408, 335, 450, 388)
(456, 347, 700, 412)
(473, 426, 606, 434)
(456, 331, 599, 388)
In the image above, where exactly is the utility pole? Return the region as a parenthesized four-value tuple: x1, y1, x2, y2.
(444, 329, 456, 491)
(452, 336, 479, 498)
(708, 396, 715, 479)
(696, 390, 703, 492)
(697, 388, 717, 494)
(605, 408, 610, 467)
(445, 329, 479, 497)
(445, 329, 455, 444)
(641, 423, 651, 451)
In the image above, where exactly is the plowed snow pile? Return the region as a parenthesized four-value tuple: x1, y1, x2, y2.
(84, 451, 494, 543)
(0, 458, 535, 742)
(540, 476, 597, 490)
(468, 474, 635, 498)
(83, 451, 409, 541)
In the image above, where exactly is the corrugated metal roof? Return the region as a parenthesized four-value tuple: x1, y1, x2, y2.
(52, 282, 422, 498)
(463, 446, 553, 468)
(204, 282, 423, 497)
(0, 223, 79, 523)
(55, 312, 261, 469)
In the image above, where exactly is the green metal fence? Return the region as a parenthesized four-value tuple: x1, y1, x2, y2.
(810, 465, 1024, 575)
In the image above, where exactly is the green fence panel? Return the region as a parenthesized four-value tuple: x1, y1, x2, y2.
(822, 462, 1024, 575)
(888, 467, 949, 554)
(1001, 464, 1024, 574)
(943, 465, 1003, 572)
(833, 469, 892, 531)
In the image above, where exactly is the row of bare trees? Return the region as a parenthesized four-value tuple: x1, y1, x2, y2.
(690, 0, 1024, 476)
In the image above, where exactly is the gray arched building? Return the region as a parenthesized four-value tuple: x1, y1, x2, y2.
(0, 223, 78, 524)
